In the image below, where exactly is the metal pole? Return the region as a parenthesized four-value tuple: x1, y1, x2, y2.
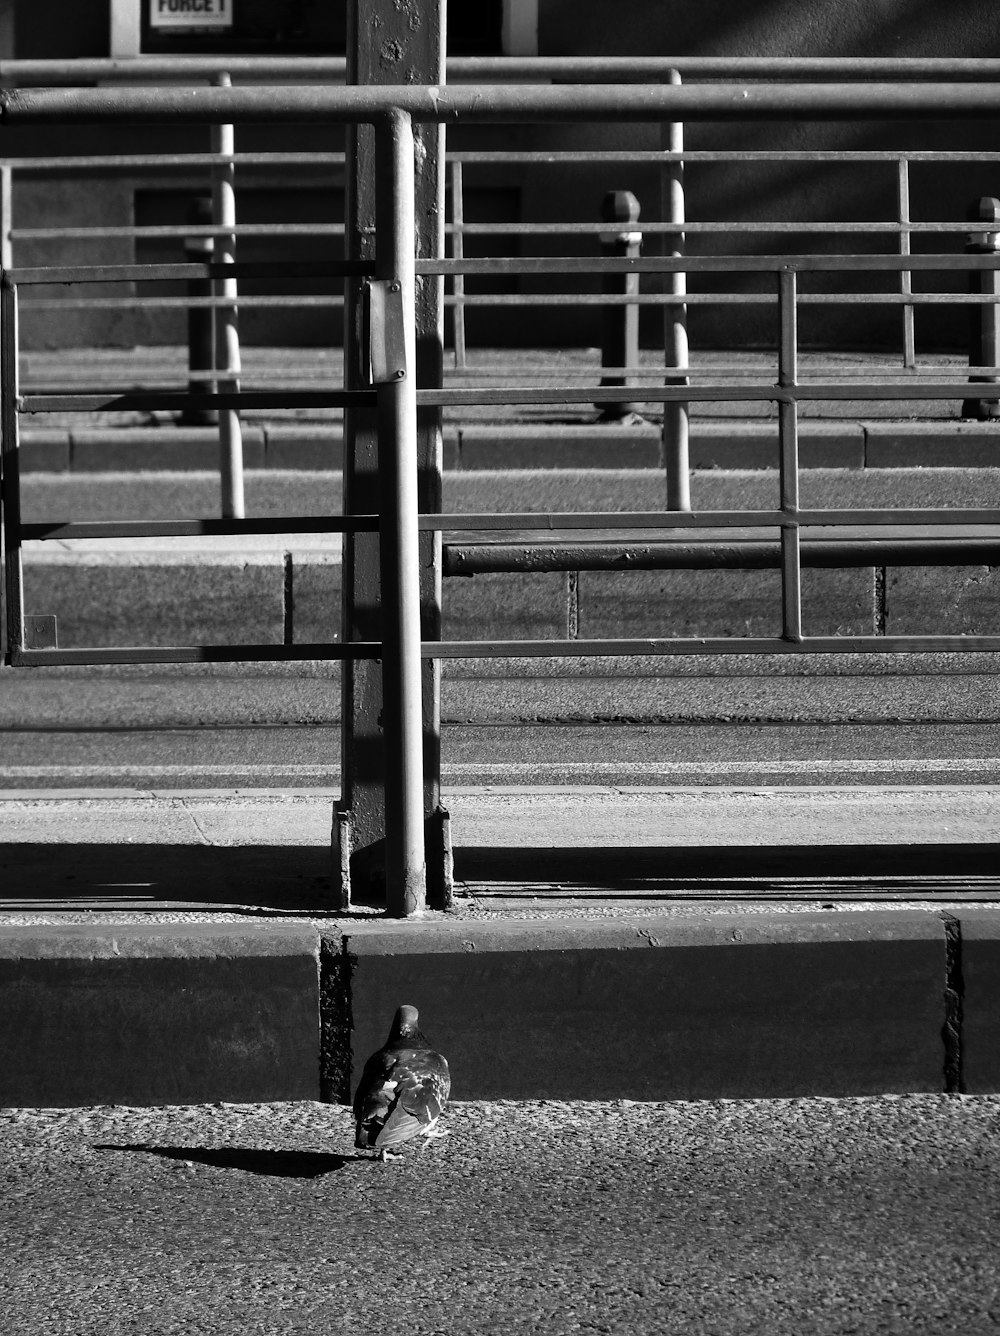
(662, 70, 691, 511)
(896, 157, 916, 369)
(1, 275, 25, 662)
(778, 268, 803, 643)
(961, 195, 1000, 420)
(376, 109, 426, 917)
(212, 73, 245, 519)
(340, 0, 446, 911)
(0, 165, 12, 271)
(597, 189, 642, 419)
(449, 157, 467, 371)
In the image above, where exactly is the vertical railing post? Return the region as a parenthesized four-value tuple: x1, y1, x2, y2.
(597, 189, 642, 419)
(340, 0, 446, 912)
(0, 169, 11, 664)
(375, 110, 426, 917)
(212, 73, 245, 519)
(0, 165, 12, 272)
(1, 275, 24, 663)
(662, 70, 690, 511)
(449, 157, 467, 371)
(896, 157, 916, 370)
(962, 196, 1000, 421)
(777, 267, 802, 644)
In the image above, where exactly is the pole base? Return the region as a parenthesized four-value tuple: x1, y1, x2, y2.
(333, 803, 453, 912)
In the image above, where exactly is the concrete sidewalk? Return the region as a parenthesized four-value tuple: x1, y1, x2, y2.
(3, 1095, 998, 1334)
(1, 785, 998, 1107)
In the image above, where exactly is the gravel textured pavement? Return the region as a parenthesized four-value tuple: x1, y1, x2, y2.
(1, 1096, 998, 1334)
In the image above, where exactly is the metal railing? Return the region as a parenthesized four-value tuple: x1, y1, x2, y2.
(6, 62, 1000, 510)
(5, 78, 1000, 914)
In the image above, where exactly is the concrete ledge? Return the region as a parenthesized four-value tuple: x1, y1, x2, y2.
(23, 555, 285, 648)
(689, 421, 866, 470)
(17, 429, 70, 473)
(458, 423, 662, 470)
(343, 912, 947, 1101)
(262, 424, 343, 470)
(0, 924, 320, 1107)
(865, 420, 1000, 468)
(2, 903, 999, 1105)
(69, 427, 265, 472)
(20, 419, 1000, 472)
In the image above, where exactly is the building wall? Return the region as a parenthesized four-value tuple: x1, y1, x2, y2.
(518, 0, 1000, 351)
(6, 1, 1000, 350)
(538, 0, 1000, 61)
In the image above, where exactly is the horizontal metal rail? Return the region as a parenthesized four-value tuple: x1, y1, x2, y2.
(10, 644, 381, 667)
(419, 635, 1000, 657)
(420, 509, 1000, 529)
(7, 76, 1000, 922)
(20, 517, 378, 541)
(19, 390, 371, 412)
(442, 526, 1000, 574)
(10, 83, 1000, 126)
(7, 56, 1000, 84)
(6, 261, 366, 284)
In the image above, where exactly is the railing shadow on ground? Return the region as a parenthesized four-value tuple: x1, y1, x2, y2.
(453, 842, 1000, 902)
(0, 843, 334, 914)
(4, 840, 999, 912)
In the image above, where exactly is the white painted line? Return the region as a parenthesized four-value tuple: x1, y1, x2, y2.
(443, 758, 1000, 777)
(2, 758, 999, 785)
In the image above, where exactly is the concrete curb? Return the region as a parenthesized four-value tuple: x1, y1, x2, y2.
(0, 923, 320, 1107)
(18, 417, 1000, 472)
(15, 464, 1000, 647)
(1, 908, 996, 1106)
(18, 544, 1000, 648)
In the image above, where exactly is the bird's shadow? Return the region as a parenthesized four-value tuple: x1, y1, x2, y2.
(94, 1143, 357, 1178)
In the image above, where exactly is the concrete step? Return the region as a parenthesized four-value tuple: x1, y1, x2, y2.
(0, 786, 997, 1104)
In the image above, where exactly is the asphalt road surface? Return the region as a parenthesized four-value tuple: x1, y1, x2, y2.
(2, 1096, 998, 1335)
(0, 658, 998, 787)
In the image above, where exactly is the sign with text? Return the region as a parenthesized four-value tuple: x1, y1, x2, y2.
(150, 0, 233, 28)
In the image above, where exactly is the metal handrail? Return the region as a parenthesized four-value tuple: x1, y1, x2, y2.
(6, 79, 1000, 914)
(7, 56, 1000, 84)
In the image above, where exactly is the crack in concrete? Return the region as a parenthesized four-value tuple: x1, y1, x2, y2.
(178, 801, 213, 846)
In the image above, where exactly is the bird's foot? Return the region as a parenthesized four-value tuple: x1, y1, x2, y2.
(377, 1147, 403, 1163)
(421, 1126, 450, 1151)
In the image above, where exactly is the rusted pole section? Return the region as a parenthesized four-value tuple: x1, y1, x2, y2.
(962, 196, 1000, 420)
(376, 110, 426, 917)
(597, 189, 642, 420)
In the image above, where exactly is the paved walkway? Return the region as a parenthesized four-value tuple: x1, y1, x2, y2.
(2, 784, 998, 919)
(2, 1095, 998, 1334)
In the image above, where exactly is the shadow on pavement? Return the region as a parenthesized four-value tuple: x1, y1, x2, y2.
(93, 1144, 352, 1177)
(0, 844, 332, 913)
(4, 840, 999, 911)
(454, 841, 1000, 901)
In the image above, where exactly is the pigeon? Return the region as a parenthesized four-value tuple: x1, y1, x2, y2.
(353, 1004, 451, 1161)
